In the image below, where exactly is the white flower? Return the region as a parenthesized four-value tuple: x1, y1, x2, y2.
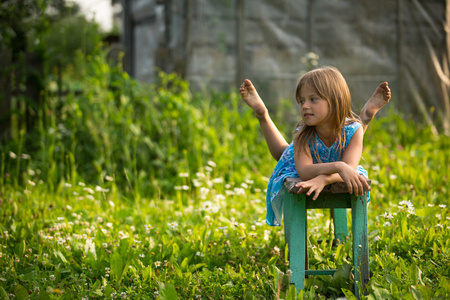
(439, 204, 447, 208)
(139, 254, 145, 258)
(435, 224, 443, 229)
(215, 194, 226, 201)
(9, 151, 17, 159)
(167, 221, 179, 229)
(95, 186, 109, 193)
(212, 178, 224, 184)
(383, 222, 392, 227)
(105, 175, 114, 181)
(207, 160, 216, 168)
(399, 200, 414, 208)
(373, 235, 381, 242)
(380, 212, 394, 219)
(108, 200, 115, 207)
(154, 261, 162, 267)
(178, 172, 189, 177)
(83, 187, 95, 194)
(78, 182, 86, 186)
(196, 252, 204, 257)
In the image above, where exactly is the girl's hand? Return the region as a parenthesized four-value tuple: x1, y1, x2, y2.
(337, 162, 370, 196)
(295, 176, 327, 200)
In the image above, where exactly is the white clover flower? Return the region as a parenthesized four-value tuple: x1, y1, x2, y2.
(286, 269, 293, 276)
(102, 243, 108, 248)
(273, 246, 280, 254)
(9, 151, 17, 159)
(21, 153, 31, 160)
(28, 169, 36, 176)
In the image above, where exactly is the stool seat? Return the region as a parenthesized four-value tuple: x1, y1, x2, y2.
(283, 177, 370, 298)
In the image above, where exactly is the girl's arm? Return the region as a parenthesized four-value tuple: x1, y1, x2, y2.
(257, 112, 289, 161)
(294, 127, 369, 196)
(240, 79, 289, 161)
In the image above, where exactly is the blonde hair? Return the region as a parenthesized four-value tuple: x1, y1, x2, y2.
(294, 66, 360, 162)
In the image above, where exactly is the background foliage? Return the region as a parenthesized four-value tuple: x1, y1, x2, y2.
(0, 2, 449, 299)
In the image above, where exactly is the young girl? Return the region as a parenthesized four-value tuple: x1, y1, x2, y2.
(240, 66, 391, 226)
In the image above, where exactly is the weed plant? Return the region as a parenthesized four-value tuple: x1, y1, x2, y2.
(0, 50, 449, 299)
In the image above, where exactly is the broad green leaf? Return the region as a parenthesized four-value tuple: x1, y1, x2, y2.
(372, 284, 393, 300)
(410, 286, 424, 300)
(385, 274, 401, 286)
(180, 257, 189, 272)
(37, 290, 50, 300)
(110, 251, 123, 282)
(159, 282, 178, 300)
(341, 288, 357, 300)
(288, 284, 298, 300)
(0, 287, 10, 300)
(13, 284, 29, 300)
(53, 250, 68, 264)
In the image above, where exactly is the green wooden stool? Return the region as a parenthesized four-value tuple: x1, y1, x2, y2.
(283, 177, 370, 298)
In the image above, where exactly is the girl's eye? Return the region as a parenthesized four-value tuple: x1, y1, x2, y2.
(299, 100, 305, 105)
(311, 98, 317, 102)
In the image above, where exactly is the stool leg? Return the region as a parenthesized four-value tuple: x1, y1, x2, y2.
(332, 208, 349, 244)
(352, 194, 369, 298)
(289, 192, 306, 289)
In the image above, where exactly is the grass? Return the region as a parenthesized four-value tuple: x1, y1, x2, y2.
(0, 51, 449, 299)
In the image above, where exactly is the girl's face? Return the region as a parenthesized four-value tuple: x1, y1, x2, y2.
(298, 82, 330, 128)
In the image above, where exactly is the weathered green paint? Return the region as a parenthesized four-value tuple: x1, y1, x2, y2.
(333, 208, 349, 244)
(283, 177, 369, 299)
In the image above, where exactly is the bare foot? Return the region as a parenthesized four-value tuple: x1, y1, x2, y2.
(240, 79, 268, 119)
(360, 81, 391, 131)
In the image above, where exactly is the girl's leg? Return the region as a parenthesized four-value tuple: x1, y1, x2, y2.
(360, 82, 391, 132)
(239, 79, 268, 119)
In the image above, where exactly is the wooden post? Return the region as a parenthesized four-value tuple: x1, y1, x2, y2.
(235, 0, 245, 87)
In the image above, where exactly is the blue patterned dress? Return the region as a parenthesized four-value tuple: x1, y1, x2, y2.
(265, 121, 368, 226)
